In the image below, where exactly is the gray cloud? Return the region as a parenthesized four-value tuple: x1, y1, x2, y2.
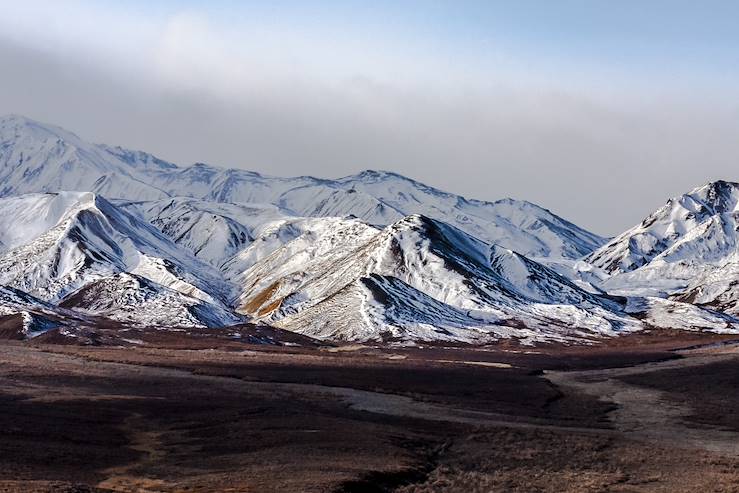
(2, 34, 739, 236)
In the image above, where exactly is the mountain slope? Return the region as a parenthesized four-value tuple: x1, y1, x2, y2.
(236, 214, 636, 343)
(0, 285, 62, 337)
(0, 192, 233, 307)
(673, 259, 739, 316)
(59, 273, 241, 328)
(587, 181, 739, 297)
(625, 297, 739, 333)
(276, 170, 606, 259)
(0, 115, 170, 201)
(335, 171, 606, 258)
(118, 197, 288, 268)
(588, 180, 739, 274)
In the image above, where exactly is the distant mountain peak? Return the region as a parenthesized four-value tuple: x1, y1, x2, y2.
(693, 179, 739, 214)
(0, 113, 43, 126)
(0, 115, 605, 262)
(587, 180, 739, 300)
(0, 114, 83, 144)
(348, 169, 409, 180)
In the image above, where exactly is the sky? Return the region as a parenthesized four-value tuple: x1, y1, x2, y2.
(1, 1, 739, 235)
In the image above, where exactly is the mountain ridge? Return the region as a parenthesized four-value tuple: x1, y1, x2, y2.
(0, 114, 605, 261)
(1, 114, 739, 344)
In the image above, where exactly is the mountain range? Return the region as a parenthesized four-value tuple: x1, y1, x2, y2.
(1, 114, 738, 344)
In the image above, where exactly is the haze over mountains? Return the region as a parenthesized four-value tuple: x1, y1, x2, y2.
(1, 114, 738, 344)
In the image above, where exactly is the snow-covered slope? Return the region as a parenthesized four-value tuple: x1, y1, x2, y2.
(0, 115, 170, 201)
(269, 170, 606, 259)
(0, 115, 605, 261)
(0, 285, 62, 337)
(59, 273, 241, 328)
(236, 214, 637, 343)
(625, 297, 739, 333)
(588, 181, 739, 274)
(587, 181, 739, 297)
(0, 192, 233, 309)
(228, 216, 380, 311)
(117, 197, 288, 268)
(333, 172, 606, 259)
(673, 258, 739, 316)
(0, 192, 90, 251)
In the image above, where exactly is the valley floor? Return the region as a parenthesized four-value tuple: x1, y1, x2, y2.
(1, 332, 739, 492)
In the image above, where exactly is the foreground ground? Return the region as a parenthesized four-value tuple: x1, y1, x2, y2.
(1, 331, 739, 492)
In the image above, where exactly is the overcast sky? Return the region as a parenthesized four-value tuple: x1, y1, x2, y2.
(1, 1, 739, 235)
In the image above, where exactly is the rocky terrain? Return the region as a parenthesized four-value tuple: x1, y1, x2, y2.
(1, 331, 739, 492)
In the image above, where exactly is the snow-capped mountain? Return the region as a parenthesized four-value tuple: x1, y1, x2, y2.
(229, 217, 381, 312)
(0, 192, 240, 329)
(588, 180, 739, 274)
(278, 171, 606, 259)
(0, 115, 171, 201)
(2, 114, 739, 344)
(587, 181, 739, 297)
(0, 115, 605, 261)
(0, 192, 231, 303)
(235, 214, 638, 343)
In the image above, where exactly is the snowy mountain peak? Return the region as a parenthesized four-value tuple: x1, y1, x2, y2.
(387, 213, 435, 230)
(381, 213, 492, 269)
(232, 209, 639, 343)
(343, 169, 416, 184)
(0, 191, 232, 305)
(0, 114, 94, 155)
(689, 179, 739, 214)
(588, 180, 739, 276)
